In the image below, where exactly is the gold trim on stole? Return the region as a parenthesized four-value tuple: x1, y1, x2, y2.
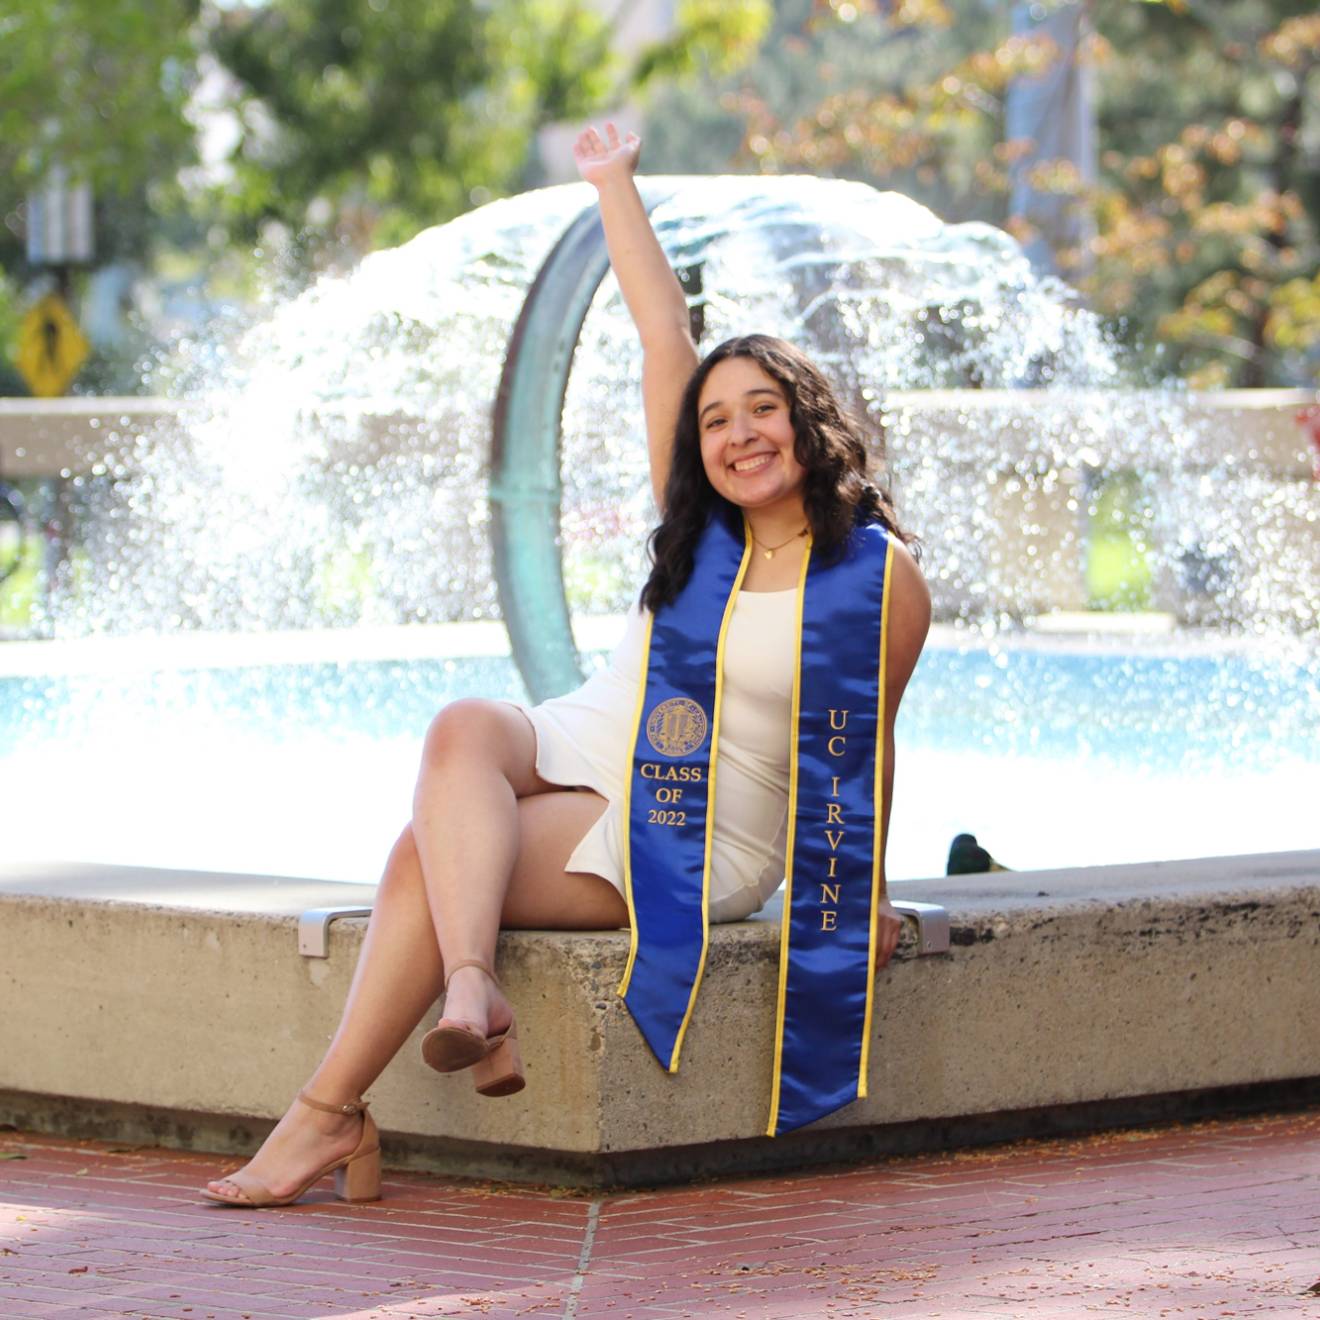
(666, 520, 753, 1071)
(764, 536, 814, 1136)
(858, 541, 895, 1096)
(616, 610, 656, 999)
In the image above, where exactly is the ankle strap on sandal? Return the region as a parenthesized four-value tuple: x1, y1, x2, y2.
(297, 1090, 369, 1116)
(443, 957, 499, 991)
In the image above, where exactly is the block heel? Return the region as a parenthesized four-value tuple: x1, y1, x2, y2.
(422, 957, 526, 1097)
(335, 1143, 382, 1202)
(472, 1023, 525, 1097)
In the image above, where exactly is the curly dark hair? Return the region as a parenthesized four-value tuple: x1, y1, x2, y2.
(639, 334, 920, 613)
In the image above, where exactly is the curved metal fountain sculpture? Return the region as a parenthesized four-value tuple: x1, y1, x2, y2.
(490, 184, 674, 703)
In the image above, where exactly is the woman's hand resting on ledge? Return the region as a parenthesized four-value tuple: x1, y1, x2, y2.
(874, 899, 905, 969)
(573, 121, 641, 190)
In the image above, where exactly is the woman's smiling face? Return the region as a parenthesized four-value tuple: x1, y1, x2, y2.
(696, 356, 807, 510)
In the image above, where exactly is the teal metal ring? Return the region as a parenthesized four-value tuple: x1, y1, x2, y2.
(490, 185, 675, 704)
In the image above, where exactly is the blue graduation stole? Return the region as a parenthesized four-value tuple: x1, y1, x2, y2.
(617, 509, 894, 1136)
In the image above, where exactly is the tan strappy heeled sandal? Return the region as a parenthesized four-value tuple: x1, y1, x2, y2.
(198, 1091, 381, 1207)
(420, 957, 525, 1097)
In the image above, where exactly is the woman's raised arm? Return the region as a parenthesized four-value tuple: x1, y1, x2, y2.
(574, 122, 698, 512)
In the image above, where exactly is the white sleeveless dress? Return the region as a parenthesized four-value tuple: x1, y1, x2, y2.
(502, 588, 797, 922)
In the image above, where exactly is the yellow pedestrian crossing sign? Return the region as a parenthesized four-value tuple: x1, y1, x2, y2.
(17, 294, 89, 397)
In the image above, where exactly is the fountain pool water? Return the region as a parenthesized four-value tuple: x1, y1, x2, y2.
(1, 177, 1316, 886)
(2, 620, 1315, 884)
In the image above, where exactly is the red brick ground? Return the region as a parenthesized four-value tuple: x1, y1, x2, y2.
(2, 1106, 1317, 1318)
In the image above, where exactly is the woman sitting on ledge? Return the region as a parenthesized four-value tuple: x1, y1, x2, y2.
(202, 123, 931, 1208)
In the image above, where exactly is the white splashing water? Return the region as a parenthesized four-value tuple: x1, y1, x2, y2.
(4, 176, 1317, 880)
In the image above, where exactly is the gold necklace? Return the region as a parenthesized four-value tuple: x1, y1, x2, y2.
(750, 526, 808, 560)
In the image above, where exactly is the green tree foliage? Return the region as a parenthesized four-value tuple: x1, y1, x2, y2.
(642, 0, 1009, 227)
(633, 0, 774, 83)
(1075, 4, 1320, 386)
(0, 0, 201, 267)
(202, 0, 601, 251)
(0, 0, 203, 393)
(0, 0, 769, 275)
(0, 0, 201, 194)
(200, 0, 770, 254)
(0, 0, 770, 393)
(642, 0, 1319, 388)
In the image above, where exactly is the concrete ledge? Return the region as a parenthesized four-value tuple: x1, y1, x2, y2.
(3, 852, 1318, 1186)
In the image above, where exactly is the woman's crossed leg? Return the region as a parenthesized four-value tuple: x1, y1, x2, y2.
(204, 699, 627, 1204)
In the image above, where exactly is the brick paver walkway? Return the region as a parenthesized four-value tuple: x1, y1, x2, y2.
(2, 1107, 1317, 1318)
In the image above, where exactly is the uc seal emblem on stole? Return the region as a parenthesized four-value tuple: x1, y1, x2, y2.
(646, 697, 707, 757)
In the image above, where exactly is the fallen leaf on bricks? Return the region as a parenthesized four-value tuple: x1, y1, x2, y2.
(0, 1153, 26, 1160)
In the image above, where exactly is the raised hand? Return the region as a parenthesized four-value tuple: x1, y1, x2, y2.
(573, 121, 641, 190)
